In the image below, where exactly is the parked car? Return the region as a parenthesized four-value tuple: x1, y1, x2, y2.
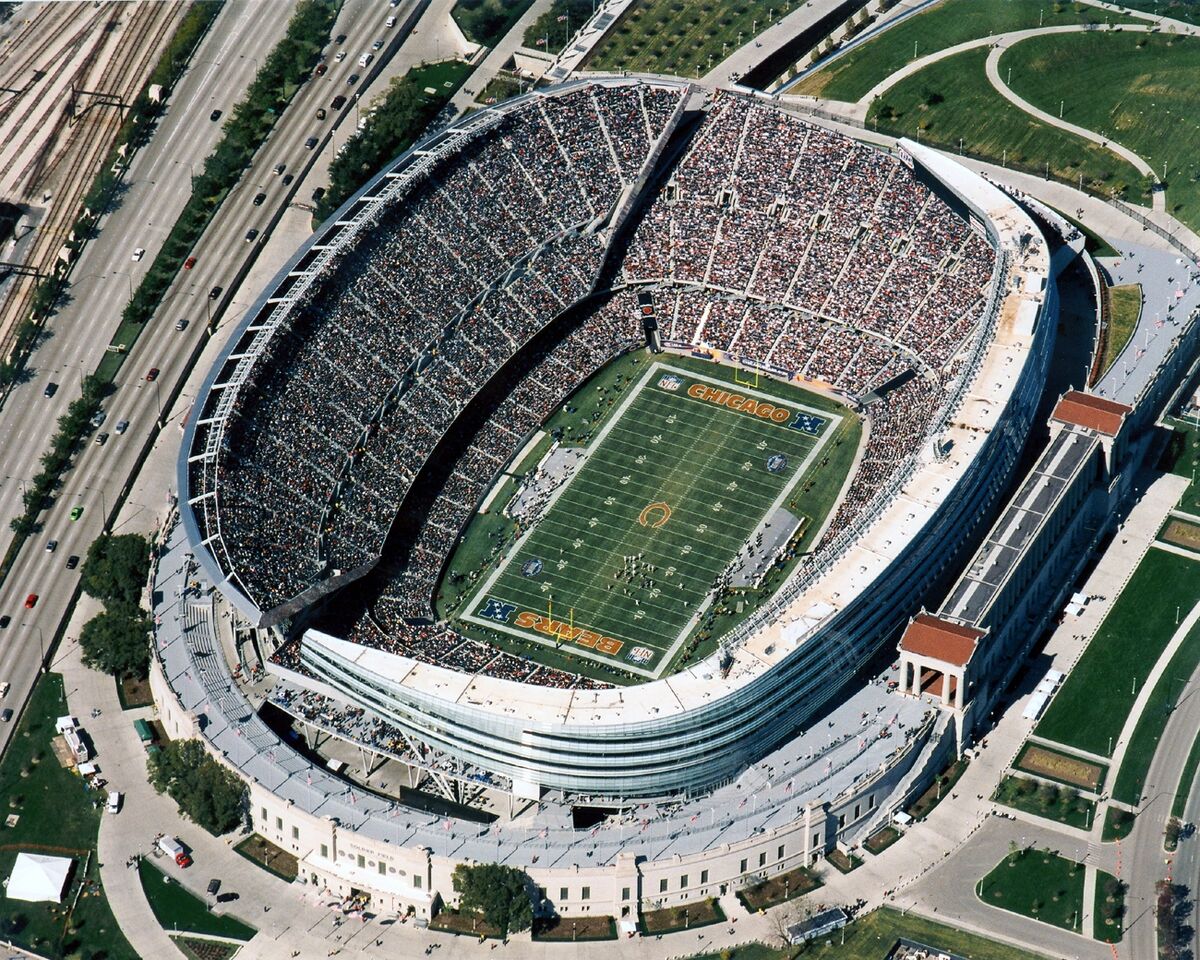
(312, 186, 326, 203)
(43, 382, 57, 398)
(313, 62, 327, 77)
(131, 248, 145, 262)
(107, 791, 122, 814)
(347, 73, 359, 86)
(208, 286, 223, 300)
(253, 192, 267, 206)
(209, 109, 222, 122)
(0, 709, 11, 723)
(66, 555, 79, 570)
(0, 682, 9, 698)
(330, 95, 347, 110)
(115, 418, 130, 433)
(0, 616, 10, 628)
(335, 32, 347, 44)
(94, 432, 109, 446)
(183, 255, 197, 270)
(304, 136, 318, 150)
(90, 411, 105, 428)
(282, 174, 294, 186)
(334, 50, 346, 63)
(206, 878, 221, 897)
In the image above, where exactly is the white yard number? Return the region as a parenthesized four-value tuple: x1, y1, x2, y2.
(635, 455, 647, 465)
(726, 480, 739, 492)
(619, 475, 631, 485)
(666, 414, 678, 424)
(696, 522, 708, 535)
(742, 461, 753, 472)
(650, 434, 663, 445)
(712, 501, 724, 513)
(604, 496, 616, 506)
(756, 440, 768, 451)
(681, 544, 693, 555)
(666, 566, 677, 577)
(589, 516, 600, 528)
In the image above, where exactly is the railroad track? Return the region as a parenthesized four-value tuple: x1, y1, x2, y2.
(0, 5, 110, 123)
(0, 2, 183, 356)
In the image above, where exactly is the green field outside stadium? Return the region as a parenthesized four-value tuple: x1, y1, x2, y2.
(458, 358, 852, 679)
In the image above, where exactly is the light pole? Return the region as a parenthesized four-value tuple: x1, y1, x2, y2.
(113, 270, 134, 303)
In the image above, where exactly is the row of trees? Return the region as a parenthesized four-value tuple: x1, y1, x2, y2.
(78, 532, 153, 680)
(314, 68, 461, 223)
(148, 739, 247, 836)
(7, 374, 106, 538)
(1156, 879, 1192, 960)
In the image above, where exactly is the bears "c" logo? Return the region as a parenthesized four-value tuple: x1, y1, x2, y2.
(638, 501, 672, 529)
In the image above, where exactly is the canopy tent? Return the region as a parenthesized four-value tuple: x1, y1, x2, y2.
(6, 852, 72, 903)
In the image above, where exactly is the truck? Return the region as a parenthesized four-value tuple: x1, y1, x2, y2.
(157, 836, 192, 868)
(56, 716, 89, 763)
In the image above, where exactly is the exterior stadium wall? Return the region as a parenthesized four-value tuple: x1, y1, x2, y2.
(284, 140, 1057, 801)
(150, 643, 950, 920)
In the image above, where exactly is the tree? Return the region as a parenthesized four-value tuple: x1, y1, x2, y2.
(78, 602, 150, 678)
(80, 533, 151, 605)
(451, 863, 533, 935)
(148, 739, 247, 835)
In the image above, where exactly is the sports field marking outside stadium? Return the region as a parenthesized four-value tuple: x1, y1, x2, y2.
(461, 361, 842, 678)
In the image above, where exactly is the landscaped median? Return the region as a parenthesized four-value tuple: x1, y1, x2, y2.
(993, 775, 1096, 829)
(977, 846, 1085, 933)
(735, 865, 822, 911)
(1013, 742, 1106, 792)
(639, 897, 724, 935)
(1093, 869, 1126, 943)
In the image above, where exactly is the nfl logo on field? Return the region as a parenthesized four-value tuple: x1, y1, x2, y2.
(626, 647, 654, 665)
(658, 375, 683, 391)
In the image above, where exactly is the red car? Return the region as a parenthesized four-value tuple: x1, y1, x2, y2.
(183, 256, 197, 270)
(146, 368, 160, 382)
(313, 62, 327, 77)
(24, 594, 37, 609)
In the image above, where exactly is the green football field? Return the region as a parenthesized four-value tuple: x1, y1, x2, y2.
(460, 360, 843, 678)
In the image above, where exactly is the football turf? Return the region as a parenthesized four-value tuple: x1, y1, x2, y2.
(460, 360, 841, 678)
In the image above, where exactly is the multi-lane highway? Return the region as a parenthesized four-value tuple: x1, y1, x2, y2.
(0, 0, 423, 751)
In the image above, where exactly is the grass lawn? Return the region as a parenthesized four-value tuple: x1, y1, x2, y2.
(978, 848, 1084, 932)
(1100, 284, 1142, 377)
(1093, 869, 1125, 943)
(1036, 548, 1200, 756)
(868, 48, 1145, 203)
(1118, 0, 1200, 23)
(1110, 614, 1200, 804)
(0, 673, 138, 960)
(587, 0, 792, 78)
(1171, 728, 1200, 820)
(688, 906, 1055, 959)
(1160, 419, 1200, 515)
(993, 775, 1096, 830)
(1002, 31, 1200, 232)
(737, 866, 822, 911)
(137, 859, 256, 941)
(792, 0, 1134, 101)
(1102, 807, 1135, 842)
(475, 70, 528, 106)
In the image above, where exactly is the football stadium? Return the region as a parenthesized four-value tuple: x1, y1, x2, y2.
(163, 77, 1078, 915)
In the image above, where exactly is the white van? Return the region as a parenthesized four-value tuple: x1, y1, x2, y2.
(106, 791, 121, 814)
(385, 15, 396, 27)
(358, 52, 373, 68)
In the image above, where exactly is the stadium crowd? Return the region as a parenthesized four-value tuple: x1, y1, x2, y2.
(210, 84, 1003, 691)
(194, 83, 685, 612)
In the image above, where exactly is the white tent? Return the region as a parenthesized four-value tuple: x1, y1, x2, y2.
(6, 853, 72, 903)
